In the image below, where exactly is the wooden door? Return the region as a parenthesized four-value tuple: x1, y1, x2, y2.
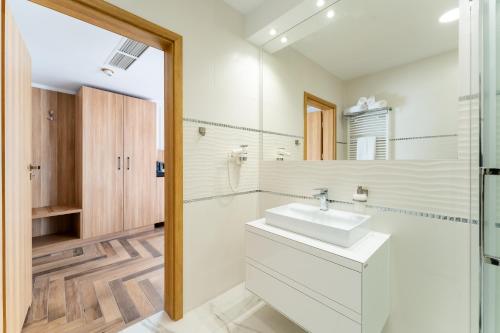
(124, 96, 157, 230)
(5, 6, 33, 332)
(79, 87, 124, 238)
(306, 111, 322, 160)
(322, 108, 336, 160)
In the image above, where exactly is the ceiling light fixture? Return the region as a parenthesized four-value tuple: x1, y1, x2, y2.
(101, 67, 114, 77)
(280, 36, 288, 44)
(439, 8, 459, 23)
(326, 9, 335, 18)
(316, 0, 325, 8)
(269, 28, 277, 36)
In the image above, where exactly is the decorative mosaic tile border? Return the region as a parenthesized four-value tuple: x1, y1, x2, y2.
(458, 93, 479, 102)
(184, 189, 477, 224)
(262, 130, 303, 139)
(183, 190, 259, 204)
(183, 118, 304, 139)
(390, 134, 457, 142)
(184, 118, 261, 133)
(259, 190, 477, 224)
(184, 118, 458, 144)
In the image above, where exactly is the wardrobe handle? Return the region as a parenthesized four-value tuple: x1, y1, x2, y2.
(118, 156, 121, 170)
(127, 157, 130, 170)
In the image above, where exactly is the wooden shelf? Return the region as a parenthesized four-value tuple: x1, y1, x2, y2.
(32, 234, 79, 249)
(32, 205, 82, 220)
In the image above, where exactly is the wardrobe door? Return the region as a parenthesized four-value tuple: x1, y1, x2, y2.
(80, 87, 124, 238)
(124, 96, 156, 230)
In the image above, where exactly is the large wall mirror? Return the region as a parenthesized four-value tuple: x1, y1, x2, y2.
(262, 0, 462, 161)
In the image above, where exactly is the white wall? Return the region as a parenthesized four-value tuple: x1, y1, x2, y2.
(345, 50, 459, 160)
(259, 160, 472, 333)
(263, 48, 346, 160)
(105, 0, 261, 311)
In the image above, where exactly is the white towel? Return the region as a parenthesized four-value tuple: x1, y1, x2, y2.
(356, 136, 376, 160)
(345, 104, 367, 114)
(368, 99, 388, 110)
(357, 97, 368, 107)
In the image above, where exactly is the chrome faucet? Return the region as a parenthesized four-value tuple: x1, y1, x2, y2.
(313, 188, 329, 211)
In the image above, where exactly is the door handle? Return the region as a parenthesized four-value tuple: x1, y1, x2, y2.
(480, 168, 500, 262)
(28, 164, 40, 180)
(28, 164, 40, 171)
(118, 156, 121, 170)
(127, 157, 130, 170)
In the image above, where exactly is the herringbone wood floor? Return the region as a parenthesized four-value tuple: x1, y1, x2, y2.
(23, 227, 165, 333)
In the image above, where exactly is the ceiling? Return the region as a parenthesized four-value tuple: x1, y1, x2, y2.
(290, 0, 459, 80)
(8, 0, 164, 101)
(224, 0, 267, 15)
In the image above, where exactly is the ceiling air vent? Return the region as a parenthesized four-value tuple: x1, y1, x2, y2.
(106, 38, 149, 70)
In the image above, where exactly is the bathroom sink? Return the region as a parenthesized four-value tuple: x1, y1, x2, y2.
(265, 203, 370, 247)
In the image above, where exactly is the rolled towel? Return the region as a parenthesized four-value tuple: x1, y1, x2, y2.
(357, 97, 368, 107)
(370, 99, 388, 109)
(345, 104, 368, 114)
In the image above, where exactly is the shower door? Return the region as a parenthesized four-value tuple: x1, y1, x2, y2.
(481, 1, 500, 332)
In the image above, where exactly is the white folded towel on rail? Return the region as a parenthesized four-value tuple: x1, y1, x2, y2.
(356, 136, 376, 160)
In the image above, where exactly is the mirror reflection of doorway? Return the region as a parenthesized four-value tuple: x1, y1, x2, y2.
(304, 92, 337, 160)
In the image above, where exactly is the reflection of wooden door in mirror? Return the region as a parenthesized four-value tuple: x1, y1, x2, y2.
(322, 108, 335, 160)
(304, 92, 337, 160)
(307, 111, 322, 160)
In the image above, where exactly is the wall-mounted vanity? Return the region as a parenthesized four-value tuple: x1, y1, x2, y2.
(245, 204, 390, 333)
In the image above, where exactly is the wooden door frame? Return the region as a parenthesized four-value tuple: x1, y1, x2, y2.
(0, 0, 184, 327)
(303, 92, 337, 160)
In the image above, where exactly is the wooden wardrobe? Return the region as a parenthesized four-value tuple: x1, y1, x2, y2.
(77, 86, 157, 238)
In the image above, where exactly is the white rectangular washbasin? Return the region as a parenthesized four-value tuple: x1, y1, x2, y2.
(265, 203, 371, 247)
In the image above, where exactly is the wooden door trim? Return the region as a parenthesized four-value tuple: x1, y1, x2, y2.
(303, 92, 337, 160)
(0, 0, 184, 326)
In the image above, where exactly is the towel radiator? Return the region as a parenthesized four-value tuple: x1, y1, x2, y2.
(346, 108, 391, 160)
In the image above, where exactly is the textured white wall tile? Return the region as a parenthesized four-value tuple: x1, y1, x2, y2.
(260, 160, 471, 217)
(184, 193, 259, 311)
(184, 121, 259, 200)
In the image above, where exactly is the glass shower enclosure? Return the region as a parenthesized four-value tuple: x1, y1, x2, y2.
(481, 0, 500, 332)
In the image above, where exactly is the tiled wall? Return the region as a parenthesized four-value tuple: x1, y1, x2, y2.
(260, 159, 472, 219)
(258, 158, 474, 333)
(184, 119, 259, 201)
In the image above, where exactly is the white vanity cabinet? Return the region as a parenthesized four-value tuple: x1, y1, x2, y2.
(245, 219, 390, 333)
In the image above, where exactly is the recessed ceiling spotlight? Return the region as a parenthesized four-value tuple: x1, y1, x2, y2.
(326, 9, 335, 18)
(101, 67, 114, 77)
(316, 0, 325, 8)
(439, 8, 459, 23)
(280, 36, 288, 44)
(269, 28, 277, 36)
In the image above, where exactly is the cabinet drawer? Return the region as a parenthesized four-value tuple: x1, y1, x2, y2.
(246, 264, 361, 333)
(246, 231, 362, 313)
